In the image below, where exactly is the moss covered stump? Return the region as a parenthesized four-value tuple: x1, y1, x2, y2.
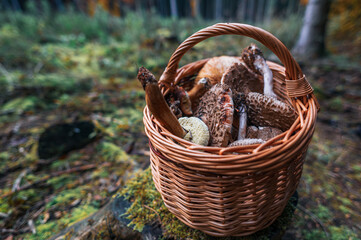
(51, 168, 298, 240)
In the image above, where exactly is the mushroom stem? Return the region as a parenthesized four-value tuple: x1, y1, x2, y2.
(238, 103, 247, 140)
(253, 55, 276, 98)
(137, 67, 186, 138)
(188, 77, 211, 110)
(242, 44, 277, 98)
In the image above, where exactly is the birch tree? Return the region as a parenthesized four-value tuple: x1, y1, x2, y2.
(293, 0, 331, 58)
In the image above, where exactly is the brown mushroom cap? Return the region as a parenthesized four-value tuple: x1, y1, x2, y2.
(221, 62, 263, 95)
(247, 126, 283, 141)
(195, 56, 242, 85)
(165, 86, 192, 118)
(194, 83, 234, 147)
(242, 43, 265, 74)
(246, 92, 297, 131)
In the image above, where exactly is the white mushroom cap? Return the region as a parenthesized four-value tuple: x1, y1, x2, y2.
(178, 117, 210, 146)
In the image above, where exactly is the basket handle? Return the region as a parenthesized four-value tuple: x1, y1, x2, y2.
(159, 23, 314, 99)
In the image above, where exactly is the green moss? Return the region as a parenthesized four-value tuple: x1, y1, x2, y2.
(59, 205, 98, 227)
(329, 226, 358, 240)
(26, 221, 58, 240)
(97, 141, 129, 163)
(0, 197, 10, 213)
(119, 168, 296, 240)
(46, 175, 75, 190)
(1, 96, 43, 113)
(303, 229, 327, 240)
(313, 205, 332, 222)
(46, 187, 85, 209)
(23, 205, 98, 240)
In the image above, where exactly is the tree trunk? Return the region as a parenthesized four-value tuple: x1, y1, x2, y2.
(170, 0, 178, 18)
(293, 0, 331, 58)
(214, 0, 222, 20)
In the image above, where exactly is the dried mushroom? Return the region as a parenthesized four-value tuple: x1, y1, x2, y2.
(165, 86, 192, 118)
(194, 83, 234, 147)
(137, 67, 209, 145)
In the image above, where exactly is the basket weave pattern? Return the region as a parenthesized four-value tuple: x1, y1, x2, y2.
(143, 23, 318, 237)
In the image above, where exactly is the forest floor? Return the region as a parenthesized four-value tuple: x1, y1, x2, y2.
(0, 11, 360, 240)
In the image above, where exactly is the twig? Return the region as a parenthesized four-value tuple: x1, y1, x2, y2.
(28, 220, 36, 234)
(33, 62, 44, 74)
(12, 170, 28, 192)
(143, 205, 162, 226)
(1, 162, 111, 198)
(1, 227, 30, 234)
(0, 212, 9, 218)
(295, 204, 330, 239)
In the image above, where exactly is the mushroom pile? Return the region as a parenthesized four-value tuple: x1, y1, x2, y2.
(137, 44, 297, 148)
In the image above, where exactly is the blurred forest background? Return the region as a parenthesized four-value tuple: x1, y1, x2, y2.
(0, 0, 360, 239)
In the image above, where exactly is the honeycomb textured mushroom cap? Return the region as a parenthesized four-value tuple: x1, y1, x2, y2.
(178, 117, 210, 146)
(194, 83, 234, 147)
(246, 92, 297, 131)
(247, 126, 283, 141)
(228, 138, 265, 147)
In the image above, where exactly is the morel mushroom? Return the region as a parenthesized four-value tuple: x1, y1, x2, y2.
(246, 92, 297, 131)
(246, 125, 283, 141)
(137, 67, 209, 145)
(220, 50, 297, 133)
(194, 83, 234, 147)
(242, 43, 277, 98)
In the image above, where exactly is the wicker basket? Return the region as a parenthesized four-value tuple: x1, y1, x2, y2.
(143, 23, 319, 237)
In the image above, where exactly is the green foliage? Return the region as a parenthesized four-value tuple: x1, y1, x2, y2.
(1, 96, 43, 113)
(303, 229, 327, 240)
(46, 187, 85, 209)
(313, 205, 332, 222)
(26, 221, 58, 240)
(97, 141, 129, 163)
(328, 226, 358, 240)
(0, 24, 34, 67)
